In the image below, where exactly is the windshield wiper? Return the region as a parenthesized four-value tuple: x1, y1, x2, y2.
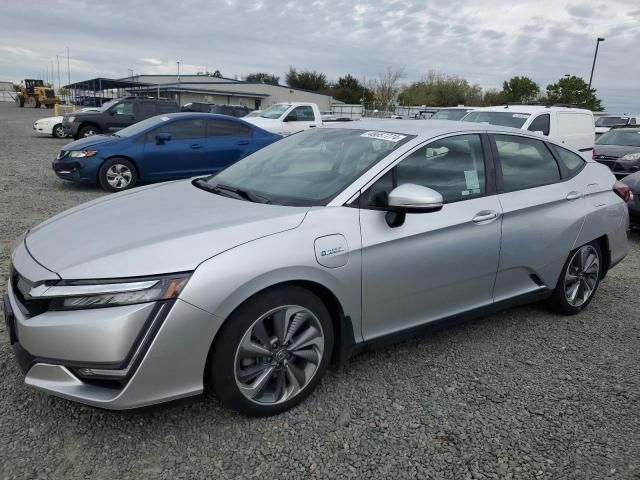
(193, 179, 270, 203)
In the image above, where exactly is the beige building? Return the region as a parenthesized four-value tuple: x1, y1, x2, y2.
(124, 74, 333, 111)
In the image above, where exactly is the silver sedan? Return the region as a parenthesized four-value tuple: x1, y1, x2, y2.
(5, 120, 629, 415)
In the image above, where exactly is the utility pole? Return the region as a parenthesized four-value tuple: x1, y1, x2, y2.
(66, 46, 71, 103)
(588, 37, 605, 91)
(56, 55, 61, 93)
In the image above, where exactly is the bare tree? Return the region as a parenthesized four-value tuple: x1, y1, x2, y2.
(371, 66, 405, 112)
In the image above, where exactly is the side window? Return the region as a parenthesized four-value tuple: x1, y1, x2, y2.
(631, 118, 637, 125)
(207, 119, 253, 137)
(288, 106, 315, 121)
(528, 114, 550, 136)
(365, 134, 486, 206)
(146, 119, 205, 142)
(113, 101, 134, 115)
(134, 102, 156, 120)
(549, 144, 585, 178)
(495, 134, 561, 191)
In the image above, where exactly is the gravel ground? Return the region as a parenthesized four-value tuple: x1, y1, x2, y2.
(0, 102, 638, 479)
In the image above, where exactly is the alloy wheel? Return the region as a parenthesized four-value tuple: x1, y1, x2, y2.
(54, 125, 65, 138)
(234, 305, 325, 405)
(564, 245, 600, 307)
(105, 163, 133, 189)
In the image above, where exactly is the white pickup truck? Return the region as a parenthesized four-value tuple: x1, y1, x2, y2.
(243, 102, 322, 136)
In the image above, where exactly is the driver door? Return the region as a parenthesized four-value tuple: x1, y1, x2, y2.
(359, 133, 503, 340)
(105, 100, 135, 132)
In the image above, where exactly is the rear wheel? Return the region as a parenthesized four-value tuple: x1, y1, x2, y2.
(98, 158, 138, 192)
(15, 95, 24, 108)
(210, 286, 334, 416)
(549, 241, 602, 315)
(27, 96, 37, 108)
(52, 124, 66, 138)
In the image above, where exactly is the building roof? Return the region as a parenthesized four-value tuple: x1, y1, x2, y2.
(133, 84, 269, 98)
(64, 77, 151, 90)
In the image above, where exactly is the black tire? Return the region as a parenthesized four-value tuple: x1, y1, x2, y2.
(548, 240, 603, 315)
(52, 124, 66, 139)
(15, 95, 24, 108)
(98, 158, 138, 192)
(78, 124, 101, 138)
(210, 286, 334, 416)
(35, 100, 41, 108)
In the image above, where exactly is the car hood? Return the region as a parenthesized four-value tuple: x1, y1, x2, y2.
(25, 180, 309, 279)
(594, 145, 640, 158)
(242, 117, 283, 132)
(36, 116, 63, 124)
(61, 134, 120, 151)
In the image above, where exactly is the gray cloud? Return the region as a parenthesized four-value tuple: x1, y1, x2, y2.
(0, 0, 637, 111)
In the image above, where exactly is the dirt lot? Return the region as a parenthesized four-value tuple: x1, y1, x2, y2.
(0, 102, 638, 479)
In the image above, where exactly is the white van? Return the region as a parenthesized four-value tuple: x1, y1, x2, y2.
(462, 105, 595, 160)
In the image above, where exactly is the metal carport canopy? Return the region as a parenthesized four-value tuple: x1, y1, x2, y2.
(63, 78, 152, 90)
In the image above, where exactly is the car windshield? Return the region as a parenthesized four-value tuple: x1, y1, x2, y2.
(98, 100, 118, 112)
(260, 104, 290, 119)
(462, 111, 530, 128)
(205, 128, 414, 206)
(114, 115, 172, 138)
(596, 130, 640, 147)
(431, 109, 471, 121)
(595, 116, 628, 127)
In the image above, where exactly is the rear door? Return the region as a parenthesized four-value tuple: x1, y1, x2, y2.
(491, 133, 588, 302)
(142, 118, 208, 179)
(359, 133, 503, 340)
(134, 101, 156, 122)
(203, 119, 254, 174)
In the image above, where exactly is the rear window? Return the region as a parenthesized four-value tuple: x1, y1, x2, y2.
(463, 111, 530, 128)
(549, 144, 585, 178)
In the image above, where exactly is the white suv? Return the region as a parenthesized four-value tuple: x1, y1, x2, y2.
(462, 105, 595, 160)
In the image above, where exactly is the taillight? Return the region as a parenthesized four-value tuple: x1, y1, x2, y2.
(613, 181, 631, 203)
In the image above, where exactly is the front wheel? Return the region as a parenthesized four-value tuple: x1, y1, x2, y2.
(548, 241, 602, 315)
(52, 124, 66, 138)
(78, 124, 100, 138)
(210, 286, 334, 416)
(98, 158, 138, 192)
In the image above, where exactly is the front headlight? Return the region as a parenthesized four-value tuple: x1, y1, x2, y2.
(68, 116, 76, 123)
(620, 152, 640, 162)
(69, 149, 98, 158)
(24, 273, 190, 310)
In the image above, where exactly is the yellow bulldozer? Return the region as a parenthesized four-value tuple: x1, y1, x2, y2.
(15, 79, 58, 108)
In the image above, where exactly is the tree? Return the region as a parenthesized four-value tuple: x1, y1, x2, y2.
(285, 67, 328, 91)
(482, 88, 508, 106)
(397, 71, 481, 107)
(212, 70, 223, 78)
(245, 72, 280, 85)
(371, 66, 405, 111)
(502, 76, 540, 103)
(543, 75, 603, 111)
(330, 74, 373, 104)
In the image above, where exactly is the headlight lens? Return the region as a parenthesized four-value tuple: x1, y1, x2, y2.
(69, 149, 98, 158)
(68, 116, 76, 122)
(25, 274, 190, 310)
(620, 152, 640, 162)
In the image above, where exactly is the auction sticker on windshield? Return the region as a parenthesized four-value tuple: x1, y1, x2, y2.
(361, 131, 407, 142)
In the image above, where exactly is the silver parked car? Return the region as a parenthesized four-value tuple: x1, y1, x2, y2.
(5, 120, 629, 415)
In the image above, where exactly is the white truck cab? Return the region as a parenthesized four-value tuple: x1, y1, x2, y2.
(462, 105, 595, 160)
(243, 102, 322, 136)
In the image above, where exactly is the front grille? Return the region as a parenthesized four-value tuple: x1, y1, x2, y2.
(595, 155, 618, 161)
(10, 267, 51, 317)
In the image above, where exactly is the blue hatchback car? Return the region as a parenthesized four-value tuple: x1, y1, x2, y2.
(52, 112, 281, 191)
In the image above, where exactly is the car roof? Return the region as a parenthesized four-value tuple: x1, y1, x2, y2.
(323, 118, 531, 137)
(157, 112, 244, 121)
(470, 105, 592, 114)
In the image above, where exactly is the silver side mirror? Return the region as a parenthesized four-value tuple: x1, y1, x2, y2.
(385, 184, 443, 228)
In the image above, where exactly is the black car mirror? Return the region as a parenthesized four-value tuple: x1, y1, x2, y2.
(156, 132, 171, 144)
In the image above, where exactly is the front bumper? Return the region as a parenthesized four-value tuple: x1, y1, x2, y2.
(51, 157, 96, 184)
(62, 121, 79, 137)
(6, 245, 223, 410)
(33, 122, 53, 135)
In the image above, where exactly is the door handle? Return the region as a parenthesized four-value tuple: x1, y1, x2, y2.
(190, 144, 203, 149)
(472, 210, 499, 224)
(237, 140, 250, 146)
(566, 191, 583, 200)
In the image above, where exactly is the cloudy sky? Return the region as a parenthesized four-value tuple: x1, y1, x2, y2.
(1, 0, 638, 111)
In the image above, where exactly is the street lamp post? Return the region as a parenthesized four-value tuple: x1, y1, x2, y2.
(588, 37, 605, 91)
